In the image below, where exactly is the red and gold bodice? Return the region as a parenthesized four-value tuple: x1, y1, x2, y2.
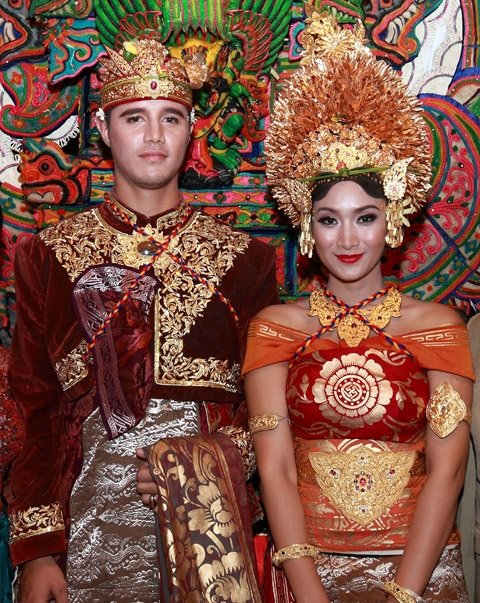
(243, 317, 474, 553)
(287, 345, 429, 443)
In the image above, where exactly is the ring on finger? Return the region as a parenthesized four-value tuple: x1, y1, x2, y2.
(148, 493, 158, 511)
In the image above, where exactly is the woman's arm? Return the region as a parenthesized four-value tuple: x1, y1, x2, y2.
(245, 361, 330, 603)
(385, 366, 472, 601)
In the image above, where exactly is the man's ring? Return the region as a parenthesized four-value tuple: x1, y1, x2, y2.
(148, 494, 158, 511)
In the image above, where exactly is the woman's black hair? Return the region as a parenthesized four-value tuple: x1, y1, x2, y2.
(311, 174, 386, 205)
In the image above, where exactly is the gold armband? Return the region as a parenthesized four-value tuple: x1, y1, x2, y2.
(383, 580, 424, 602)
(426, 382, 472, 438)
(248, 413, 289, 434)
(272, 543, 320, 567)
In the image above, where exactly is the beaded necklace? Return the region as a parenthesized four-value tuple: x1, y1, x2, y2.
(289, 284, 413, 367)
(86, 193, 239, 356)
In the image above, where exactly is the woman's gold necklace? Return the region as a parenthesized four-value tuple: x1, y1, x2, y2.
(308, 285, 402, 347)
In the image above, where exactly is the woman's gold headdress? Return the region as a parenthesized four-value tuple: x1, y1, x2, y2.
(265, 9, 432, 256)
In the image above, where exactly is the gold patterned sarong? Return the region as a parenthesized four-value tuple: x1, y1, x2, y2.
(145, 432, 263, 603)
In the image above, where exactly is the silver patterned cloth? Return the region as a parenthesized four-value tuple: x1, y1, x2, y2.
(66, 398, 200, 603)
(316, 546, 469, 602)
(270, 545, 469, 602)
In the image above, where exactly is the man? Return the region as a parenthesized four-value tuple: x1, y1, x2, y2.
(7, 37, 277, 602)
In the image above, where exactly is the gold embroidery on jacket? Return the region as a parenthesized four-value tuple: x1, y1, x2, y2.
(55, 340, 89, 391)
(154, 213, 248, 390)
(9, 502, 64, 544)
(40, 210, 115, 282)
(309, 446, 415, 525)
(41, 209, 248, 391)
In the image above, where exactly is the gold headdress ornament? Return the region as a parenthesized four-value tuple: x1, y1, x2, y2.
(265, 8, 432, 256)
(99, 37, 208, 111)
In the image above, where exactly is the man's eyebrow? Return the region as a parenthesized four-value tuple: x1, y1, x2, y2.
(163, 107, 188, 118)
(117, 108, 146, 118)
(117, 107, 188, 119)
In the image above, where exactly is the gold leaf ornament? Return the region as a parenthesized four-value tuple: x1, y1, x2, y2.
(183, 52, 209, 89)
(309, 446, 416, 525)
(308, 286, 402, 347)
(426, 382, 472, 438)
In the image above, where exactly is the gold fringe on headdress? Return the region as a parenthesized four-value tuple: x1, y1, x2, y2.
(99, 37, 208, 111)
(265, 10, 432, 256)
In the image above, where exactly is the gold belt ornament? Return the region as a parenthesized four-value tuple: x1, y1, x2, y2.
(309, 446, 416, 526)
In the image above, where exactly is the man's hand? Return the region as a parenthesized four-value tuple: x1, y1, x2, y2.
(136, 447, 158, 511)
(18, 555, 68, 603)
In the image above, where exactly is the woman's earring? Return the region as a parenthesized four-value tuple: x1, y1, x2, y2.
(299, 213, 315, 257)
(385, 200, 404, 248)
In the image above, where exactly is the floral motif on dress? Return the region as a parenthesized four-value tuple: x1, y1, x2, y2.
(312, 353, 393, 429)
(287, 347, 430, 442)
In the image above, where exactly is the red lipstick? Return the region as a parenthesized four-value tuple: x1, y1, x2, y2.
(336, 254, 363, 263)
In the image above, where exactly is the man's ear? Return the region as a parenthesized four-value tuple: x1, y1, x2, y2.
(96, 115, 111, 148)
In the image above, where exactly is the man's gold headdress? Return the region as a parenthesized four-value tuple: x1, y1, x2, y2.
(265, 10, 432, 256)
(99, 37, 208, 111)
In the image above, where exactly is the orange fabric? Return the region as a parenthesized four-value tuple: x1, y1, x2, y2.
(243, 317, 473, 554)
(242, 318, 474, 381)
(294, 437, 459, 553)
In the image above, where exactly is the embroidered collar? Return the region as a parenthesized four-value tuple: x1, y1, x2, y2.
(107, 190, 192, 231)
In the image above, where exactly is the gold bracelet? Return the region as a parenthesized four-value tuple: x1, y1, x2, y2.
(383, 580, 424, 603)
(272, 543, 320, 567)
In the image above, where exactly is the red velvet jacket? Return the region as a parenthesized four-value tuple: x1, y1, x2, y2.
(7, 197, 278, 566)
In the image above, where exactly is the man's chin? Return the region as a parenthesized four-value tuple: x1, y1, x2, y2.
(131, 176, 176, 190)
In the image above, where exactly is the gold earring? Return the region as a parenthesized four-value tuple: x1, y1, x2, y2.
(385, 200, 404, 248)
(300, 213, 315, 257)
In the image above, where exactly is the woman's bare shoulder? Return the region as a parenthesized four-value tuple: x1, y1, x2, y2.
(254, 298, 311, 331)
(400, 295, 465, 331)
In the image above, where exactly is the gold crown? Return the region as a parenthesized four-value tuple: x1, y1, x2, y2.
(265, 9, 432, 256)
(99, 37, 208, 111)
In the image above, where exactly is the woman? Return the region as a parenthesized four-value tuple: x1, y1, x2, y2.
(243, 10, 473, 603)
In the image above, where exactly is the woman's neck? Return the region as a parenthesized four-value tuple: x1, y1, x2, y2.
(326, 275, 386, 306)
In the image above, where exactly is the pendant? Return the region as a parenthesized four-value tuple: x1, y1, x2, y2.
(137, 240, 158, 256)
